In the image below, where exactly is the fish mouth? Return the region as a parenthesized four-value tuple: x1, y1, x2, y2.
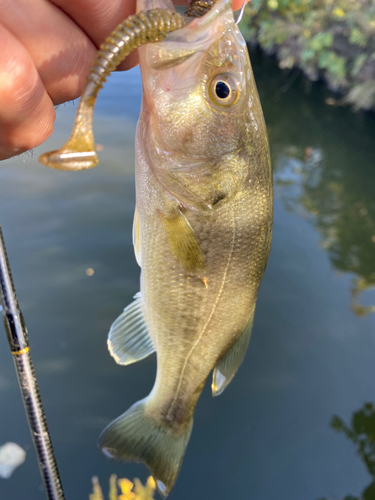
(137, 0, 233, 69)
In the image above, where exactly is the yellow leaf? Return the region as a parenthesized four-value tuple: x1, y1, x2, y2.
(89, 477, 104, 500)
(267, 0, 278, 9)
(118, 478, 136, 500)
(109, 475, 119, 500)
(146, 477, 156, 491)
(119, 494, 136, 500)
(90, 475, 156, 500)
(118, 478, 134, 495)
(133, 477, 156, 500)
(333, 7, 345, 17)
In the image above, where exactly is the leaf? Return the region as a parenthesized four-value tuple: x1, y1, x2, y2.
(89, 477, 104, 500)
(349, 28, 367, 47)
(332, 7, 345, 17)
(351, 54, 367, 77)
(90, 476, 156, 500)
(301, 48, 316, 62)
(109, 475, 119, 500)
(309, 32, 333, 52)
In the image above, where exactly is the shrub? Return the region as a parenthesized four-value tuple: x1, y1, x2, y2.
(241, 0, 375, 111)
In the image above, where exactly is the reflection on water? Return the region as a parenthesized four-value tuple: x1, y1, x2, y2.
(319, 403, 375, 500)
(273, 145, 375, 316)
(253, 47, 375, 319)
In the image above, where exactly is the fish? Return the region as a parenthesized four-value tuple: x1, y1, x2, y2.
(99, 0, 273, 496)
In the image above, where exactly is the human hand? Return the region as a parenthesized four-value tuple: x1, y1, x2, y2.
(0, 0, 247, 161)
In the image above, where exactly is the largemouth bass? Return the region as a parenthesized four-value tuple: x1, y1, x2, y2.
(99, 0, 273, 496)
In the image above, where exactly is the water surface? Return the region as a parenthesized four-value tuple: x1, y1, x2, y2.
(0, 50, 375, 500)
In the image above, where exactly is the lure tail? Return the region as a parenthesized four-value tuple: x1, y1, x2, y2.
(99, 399, 193, 498)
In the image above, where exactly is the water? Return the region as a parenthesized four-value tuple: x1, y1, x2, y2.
(0, 49, 375, 500)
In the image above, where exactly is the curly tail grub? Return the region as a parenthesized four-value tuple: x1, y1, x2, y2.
(39, 1, 216, 171)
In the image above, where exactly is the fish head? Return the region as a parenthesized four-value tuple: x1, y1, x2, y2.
(137, 0, 255, 162)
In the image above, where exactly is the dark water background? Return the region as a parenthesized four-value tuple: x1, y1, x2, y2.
(0, 48, 375, 500)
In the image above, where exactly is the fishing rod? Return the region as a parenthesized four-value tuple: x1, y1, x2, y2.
(0, 226, 65, 500)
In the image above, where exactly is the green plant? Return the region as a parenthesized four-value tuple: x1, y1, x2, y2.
(240, 0, 375, 111)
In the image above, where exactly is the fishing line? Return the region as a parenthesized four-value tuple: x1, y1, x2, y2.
(235, 0, 247, 25)
(0, 227, 65, 500)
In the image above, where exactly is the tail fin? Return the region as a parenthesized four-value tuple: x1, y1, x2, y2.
(98, 399, 193, 498)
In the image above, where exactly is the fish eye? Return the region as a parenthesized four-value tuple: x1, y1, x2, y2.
(215, 81, 230, 99)
(209, 73, 240, 107)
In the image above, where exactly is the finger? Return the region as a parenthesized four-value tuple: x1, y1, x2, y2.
(0, 23, 55, 160)
(51, 0, 139, 71)
(51, 0, 136, 48)
(1, 0, 97, 105)
(232, 0, 250, 11)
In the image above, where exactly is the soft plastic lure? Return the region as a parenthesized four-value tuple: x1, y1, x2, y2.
(39, 0, 217, 171)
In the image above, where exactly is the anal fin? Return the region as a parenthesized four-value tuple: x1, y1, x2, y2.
(108, 294, 155, 366)
(212, 316, 254, 397)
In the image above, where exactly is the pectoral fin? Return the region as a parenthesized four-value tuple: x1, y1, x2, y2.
(159, 208, 204, 273)
(212, 317, 254, 397)
(132, 205, 142, 267)
(108, 294, 155, 366)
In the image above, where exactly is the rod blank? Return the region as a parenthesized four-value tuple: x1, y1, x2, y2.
(0, 226, 65, 500)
